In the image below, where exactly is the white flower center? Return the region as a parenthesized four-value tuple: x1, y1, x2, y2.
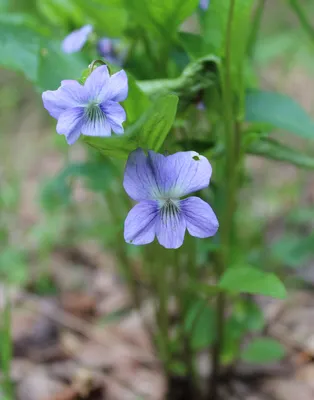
(85, 101, 104, 122)
(158, 198, 180, 225)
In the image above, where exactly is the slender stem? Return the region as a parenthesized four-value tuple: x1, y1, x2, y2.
(0, 291, 13, 400)
(210, 0, 237, 398)
(288, 0, 314, 40)
(105, 188, 141, 309)
(247, 0, 267, 59)
(154, 249, 170, 368)
(174, 250, 199, 395)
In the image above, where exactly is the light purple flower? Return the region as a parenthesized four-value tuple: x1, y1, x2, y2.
(42, 65, 128, 145)
(197, 101, 205, 111)
(199, 0, 210, 10)
(97, 38, 125, 66)
(123, 149, 219, 249)
(97, 38, 114, 58)
(61, 24, 93, 53)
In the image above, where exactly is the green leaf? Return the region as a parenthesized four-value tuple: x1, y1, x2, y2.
(37, 40, 87, 90)
(75, 0, 127, 37)
(270, 234, 314, 268)
(241, 338, 286, 364)
(126, 0, 198, 37)
(200, 0, 254, 63)
(184, 300, 216, 350)
(0, 20, 41, 81)
(123, 75, 151, 125)
(140, 94, 178, 150)
(84, 94, 178, 158)
(219, 266, 287, 299)
(248, 137, 314, 169)
(37, 0, 84, 26)
(246, 90, 314, 139)
(179, 32, 205, 60)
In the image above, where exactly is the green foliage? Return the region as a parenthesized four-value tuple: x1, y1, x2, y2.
(246, 90, 314, 139)
(38, 40, 86, 90)
(0, 248, 28, 285)
(219, 266, 287, 299)
(184, 299, 216, 350)
(123, 75, 151, 125)
(270, 233, 314, 268)
(76, 0, 127, 37)
(125, 0, 199, 38)
(200, 0, 254, 62)
(241, 337, 286, 364)
(0, 19, 41, 81)
(248, 137, 314, 169)
(0, 298, 14, 399)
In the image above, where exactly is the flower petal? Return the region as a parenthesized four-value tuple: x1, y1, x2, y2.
(156, 210, 186, 249)
(81, 114, 112, 137)
(66, 129, 82, 145)
(84, 65, 110, 100)
(148, 150, 212, 197)
(61, 79, 77, 86)
(123, 149, 159, 201)
(124, 200, 158, 245)
(59, 80, 89, 104)
(102, 100, 126, 134)
(180, 196, 219, 238)
(42, 80, 87, 119)
(106, 70, 128, 102)
(56, 107, 84, 139)
(61, 24, 93, 53)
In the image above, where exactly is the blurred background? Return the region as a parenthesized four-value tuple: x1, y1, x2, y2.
(1, 0, 314, 399)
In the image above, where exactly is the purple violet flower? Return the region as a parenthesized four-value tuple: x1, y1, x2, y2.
(197, 101, 205, 111)
(97, 38, 125, 66)
(61, 24, 93, 53)
(199, 0, 210, 10)
(123, 149, 219, 249)
(42, 65, 128, 145)
(97, 38, 114, 58)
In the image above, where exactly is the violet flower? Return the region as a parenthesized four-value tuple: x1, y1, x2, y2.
(97, 38, 125, 66)
(97, 38, 115, 60)
(199, 0, 210, 10)
(123, 149, 219, 249)
(42, 65, 128, 145)
(61, 24, 93, 53)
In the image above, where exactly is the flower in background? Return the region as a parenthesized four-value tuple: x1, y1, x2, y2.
(42, 65, 128, 145)
(61, 24, 93, 53)
(97, 37, 126, 66)
(197, 101, 205, 111)
(97, 38, 115, 62)
(199, 0, 210, 10)
(123, 149, 219, 249)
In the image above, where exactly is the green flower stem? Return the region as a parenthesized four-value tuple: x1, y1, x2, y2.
(151, 246, 171, 368)
(210, 0, 241, 397)
(0, 291, 13, 400)
(288, 0, 314, 41)
(247, 0, 267, 58)
(173, 249, 199, 394)
(105, 188, 141, 310)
